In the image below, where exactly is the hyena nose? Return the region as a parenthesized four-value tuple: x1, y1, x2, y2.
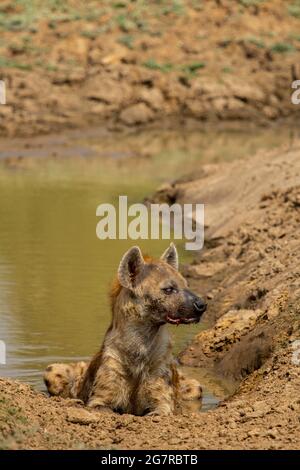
(193, 298, 207, 314)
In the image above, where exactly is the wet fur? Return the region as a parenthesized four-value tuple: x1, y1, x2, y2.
(44, 245, 205, 416)
(44, 360, 202, 404)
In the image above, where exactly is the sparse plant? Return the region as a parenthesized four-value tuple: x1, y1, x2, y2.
(288, 2, 300, 18)
(143, 59, 174, 72)
(118, 35, 134, 49)
(289, 33, 300, 42)
(246, 37, 265, 48)
(0, 56, 32, 70)
(182, 62, 206, 75)
(116, 14, 135, 32)
(239, 0, 264, 6)
(222, 66, 233, 73)
(161, 0, 185, 16)
(271, 42, 296, 53)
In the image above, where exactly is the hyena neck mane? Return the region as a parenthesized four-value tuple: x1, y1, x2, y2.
(78, 281, 171, 403)
(108, 279, 172, 366)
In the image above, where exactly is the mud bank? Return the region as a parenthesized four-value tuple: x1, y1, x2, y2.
(1, 143, 300, 449)
(0, 347, 299, 449)
(150, 142, 300, 381)
(1, 0, 300, 137)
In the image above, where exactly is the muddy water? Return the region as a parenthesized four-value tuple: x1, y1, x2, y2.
(0, 125, 293, 409)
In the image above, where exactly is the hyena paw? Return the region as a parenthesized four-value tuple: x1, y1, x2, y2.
(87, 401, 114, 414)
(147, 407, 173, 417)
(94, 406, 115, 415)
(63, 398, 84, 406)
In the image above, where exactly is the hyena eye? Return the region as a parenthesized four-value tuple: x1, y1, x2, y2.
(162, 286, 178, 295)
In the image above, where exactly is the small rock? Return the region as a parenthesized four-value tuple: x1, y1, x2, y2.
(138, 87, 164, 111)
(119, 103, 154, 125)
(247, 428, 261, 438)
(66, 408, 100, 425)
(169, 437, 181, 445)
(265, 430, 278, 439)
(151, 415, 161, 423)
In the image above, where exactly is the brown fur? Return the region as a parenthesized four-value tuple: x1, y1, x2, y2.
(43, 361, 88, 398)
(44, 244, 206, 416)
(44, 360, 202, 403)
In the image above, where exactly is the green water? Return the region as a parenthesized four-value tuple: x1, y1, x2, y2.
(0, 124, 294, 407)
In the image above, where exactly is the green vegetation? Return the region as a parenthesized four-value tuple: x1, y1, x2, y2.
(181, 62, 206, 75)
(112, 1, 128, 8)
(0, 395, 29, 449)
(191, 0, 203, 11)
(0, 1, 297, 78)
(142, 59, 205, 75)
(271, 42, 296, 53)
(43, 63, 58, 72)
(222, 66, 233, 73)
(160, 0, 185, 16)
(0, 56, 32, 70)
(289, 33, 300, 42)
(0, 15, 31, 32)
(80, 30, 98, 39)
(239, 0, 265, 6)
(288, 1, 300, 18)
(246, 37, 265, 48)
(0, 0, 104, 32)
(264, 32, 276, 37)
(0, 0, 189, 34)
(143, 59, 174, 72)
(118, 35, 134, 49)
(116, 14, 136, 32)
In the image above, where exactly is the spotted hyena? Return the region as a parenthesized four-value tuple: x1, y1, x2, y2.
(44, 244, 206, 415)
(44, 361, 202, 403)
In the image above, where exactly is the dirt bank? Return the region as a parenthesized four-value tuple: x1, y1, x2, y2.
(0, 345, 299, 450)
(1, 142, 300, 449)
(150, 141, 300, 381)
(1, 0, 300, 137)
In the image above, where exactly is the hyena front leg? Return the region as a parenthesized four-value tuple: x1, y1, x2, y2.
(87, 359, 131, 413)
(137, 376, 176, 416)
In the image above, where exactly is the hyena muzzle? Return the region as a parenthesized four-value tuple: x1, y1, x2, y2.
(44, 244, 206, 415)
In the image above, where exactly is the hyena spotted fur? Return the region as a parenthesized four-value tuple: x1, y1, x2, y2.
(44, 244, 206, 415)
(44, 361, 88, 399)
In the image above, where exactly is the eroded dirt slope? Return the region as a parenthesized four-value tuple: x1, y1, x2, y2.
(1, 0, 300, 136)
(151, 142, 300, 382)
(0, 343, 299, 450)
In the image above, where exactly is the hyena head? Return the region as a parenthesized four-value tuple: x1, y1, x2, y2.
(115, 243, 207, 326)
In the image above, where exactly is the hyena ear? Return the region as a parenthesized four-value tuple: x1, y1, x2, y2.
(160, 243, 179, 270)
(118, 246, 145, 289)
